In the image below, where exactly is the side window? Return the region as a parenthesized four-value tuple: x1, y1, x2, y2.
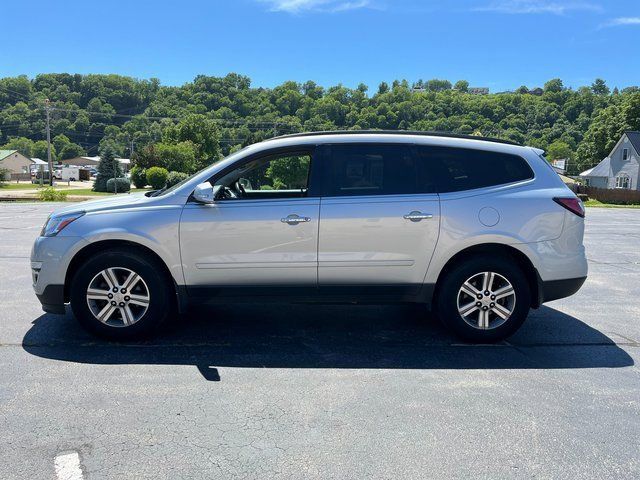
(214, 152, 312, 200)
(417, 146, 534, 193)
(323, 144, 429, 197)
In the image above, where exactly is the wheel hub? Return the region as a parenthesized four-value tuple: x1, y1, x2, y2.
(456, 271, 516, 330)
(86, 267, 150, 327)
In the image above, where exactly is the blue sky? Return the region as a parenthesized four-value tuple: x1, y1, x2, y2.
(2, 0, 638, 91)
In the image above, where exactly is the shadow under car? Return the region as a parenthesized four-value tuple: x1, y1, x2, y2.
(22, 304, 634, 381)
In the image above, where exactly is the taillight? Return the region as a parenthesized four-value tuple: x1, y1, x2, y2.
(553, 197, 585, 218)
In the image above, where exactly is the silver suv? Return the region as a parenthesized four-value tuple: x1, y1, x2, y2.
(31, 132, 587, 342)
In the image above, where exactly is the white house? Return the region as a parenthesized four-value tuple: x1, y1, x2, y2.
(580, 131, 640, 190)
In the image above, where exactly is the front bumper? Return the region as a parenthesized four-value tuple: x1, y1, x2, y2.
(31, 235, 87, 315)
(36, 285, 66, 314)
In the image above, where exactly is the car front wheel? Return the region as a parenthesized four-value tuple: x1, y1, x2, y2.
(70, 249, 173, 340)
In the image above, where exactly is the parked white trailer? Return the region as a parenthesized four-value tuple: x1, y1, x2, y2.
(61, 166, 80, 181)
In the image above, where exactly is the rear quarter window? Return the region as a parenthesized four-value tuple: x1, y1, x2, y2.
(417, 146, 534, 193)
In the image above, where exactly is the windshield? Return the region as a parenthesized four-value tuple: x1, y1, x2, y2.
(150, 146, 251, 197)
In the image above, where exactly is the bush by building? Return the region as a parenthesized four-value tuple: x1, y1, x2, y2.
(166, 171, 189, 188)
(106, 178, 131, 193)
(130, 166, 147, 189)
(146, 167, 168, 190)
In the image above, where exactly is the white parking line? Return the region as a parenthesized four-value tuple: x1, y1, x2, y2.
(54, 452, 84, 480)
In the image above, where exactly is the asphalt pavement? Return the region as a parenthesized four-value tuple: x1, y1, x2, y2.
(0, 203, 638, 479)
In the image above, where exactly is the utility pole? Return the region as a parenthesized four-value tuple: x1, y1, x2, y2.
(113, 154, 118, 194)
(130, 138, 134, 158)
(44, 99, 54, 186)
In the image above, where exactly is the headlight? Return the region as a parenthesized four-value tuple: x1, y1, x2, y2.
(41, 211, 85, 237)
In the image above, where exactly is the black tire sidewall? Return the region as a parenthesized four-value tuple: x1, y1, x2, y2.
(70, 250, 172, 340)
(436, 256, 531, 343)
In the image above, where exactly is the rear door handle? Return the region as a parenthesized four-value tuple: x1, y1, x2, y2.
(403, 211, 433, 222)
(281, 214, 311, 225)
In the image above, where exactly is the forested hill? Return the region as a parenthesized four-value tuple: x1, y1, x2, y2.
(1, 73, 639, 174)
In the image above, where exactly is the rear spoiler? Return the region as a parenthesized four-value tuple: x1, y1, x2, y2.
(530, 147, 545, 156)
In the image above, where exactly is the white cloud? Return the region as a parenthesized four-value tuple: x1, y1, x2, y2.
(476, 1, 602, 15)
(600, 17, 640, 28)
(260, 0, 371, 13)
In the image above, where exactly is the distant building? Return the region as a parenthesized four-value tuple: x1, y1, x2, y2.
(64, 155, 131, 172)
(551, 159, 568, 175)
(0, 150, 35, 180)
(579, 131, 640, 190)
(63, 156, 102, 167)
(29, 158, 48, 174)
(468, 87, 489, 95)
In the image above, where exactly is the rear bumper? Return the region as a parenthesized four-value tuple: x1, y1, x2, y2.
(538, 276, 587, 305)
(35, 284, 66, 314)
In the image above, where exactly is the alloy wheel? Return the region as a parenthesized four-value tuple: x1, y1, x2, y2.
(456, 271, 516, 330)
(86, 267, 150, 327)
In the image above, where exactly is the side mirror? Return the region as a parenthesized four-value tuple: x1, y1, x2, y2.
(193, 183, 220, 204)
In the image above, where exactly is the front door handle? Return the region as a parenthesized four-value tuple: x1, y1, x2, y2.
(403, 211, 433, 222)
(281, 214, 311, 225)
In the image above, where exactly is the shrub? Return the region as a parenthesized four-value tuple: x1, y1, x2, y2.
(38, 187, 67, 202)
(146, 166, 168, 190)
(106, 177, 131, 193)
(130, 165, 147, 189)
(166, 171, 189, 188)
(0, 167, 9, 186)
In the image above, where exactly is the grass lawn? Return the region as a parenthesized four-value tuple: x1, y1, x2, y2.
(56, 188, 150, 196)
(55, 189, 112, 196)
(0, 182, 44, 190)
(584, 199, 640, 209)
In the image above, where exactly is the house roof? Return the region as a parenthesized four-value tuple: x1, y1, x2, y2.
(559, 174, 577, 185)
(626, 131, 640, 154)
(31, 158, 47, 164)
(581, 156, 612, 177)
(0, 149, 18, 160)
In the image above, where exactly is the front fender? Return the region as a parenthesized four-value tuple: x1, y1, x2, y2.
(63, 205, 185, 286)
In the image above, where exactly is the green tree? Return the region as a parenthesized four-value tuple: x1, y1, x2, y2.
(94, 143, 122, 192)
(1, 137, 34, 157)
(546, 140, 572, 160)
(266, 155, 310, 189)
(426, 79, 452, 92)
(32, 140, 56, 162)
(591, 78, 610, 96)
(544, 78, 564, 93)
(58, 142, 85, 160)
(163, 114, 220, 162)
(454, 80, 469, 92)
(154, 141, 198, 173)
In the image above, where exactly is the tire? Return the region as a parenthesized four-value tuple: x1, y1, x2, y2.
(70, 248, 174, 340)
(435, 255, 531, 343)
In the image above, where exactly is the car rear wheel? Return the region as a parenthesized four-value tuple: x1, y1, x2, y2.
(436, 256, 531, 343)
(70, 249, 173, 340)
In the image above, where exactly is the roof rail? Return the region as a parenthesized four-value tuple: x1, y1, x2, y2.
(272, 130, 521, 146)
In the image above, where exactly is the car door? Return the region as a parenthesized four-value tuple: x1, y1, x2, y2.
(317, 143, 440, 294)
(179, 148, 320, 294)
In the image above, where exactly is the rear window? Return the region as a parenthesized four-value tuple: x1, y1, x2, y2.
(323, 144, 430, 197)
(417, 146, 534, 193)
